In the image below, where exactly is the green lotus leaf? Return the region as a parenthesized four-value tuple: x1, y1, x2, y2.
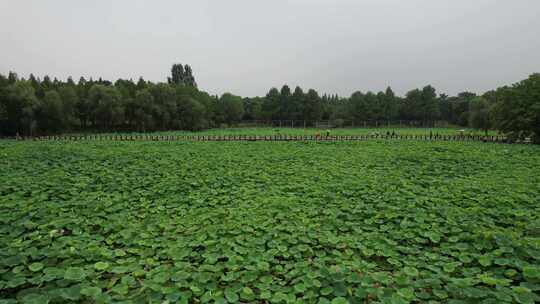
(240, 287, 255, 300)
(397, 287, 415, 300)
(28, 263, 44, 272)
(331, 297, 349, 304)
(224, 288, 239, 303)
(403, 266, 419, 277)
(81, 286, 102, 298)
(110, 266, 129, 274)
(512, 286, 538, 304)
(21, 294, 49, 304)
(320, 286, 333, 296)
(152, 272, 170, 283)
(60, 285, 82, 300)
(318, 297, 331, 304)
(478, 256, 491, 267)
(523, 266, 540, 279)
(64, 267, 86, 281)
(271, 292, 288, 303)
(94, 262, 110, 271)
(294, 283, 307, 293)
(112, 283, 129, 295)
(260, 290, 272, 299)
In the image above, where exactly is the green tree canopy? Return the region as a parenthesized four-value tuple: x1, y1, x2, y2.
(469, 96, 491, 135)
(39, 90, 64, 132)
(492, 73, 540, 142)
(220, 93, 244, 124)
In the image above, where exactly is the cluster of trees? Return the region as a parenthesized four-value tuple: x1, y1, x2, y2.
(245, 76, 539, 142)
(1, 65, 539, 142)
(0, 64, 245, 135)
(246, 85, 465, 127)
(168, 64, 197, 87)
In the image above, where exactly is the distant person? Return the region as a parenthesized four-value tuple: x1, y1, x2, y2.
(326, 129, 330, 137)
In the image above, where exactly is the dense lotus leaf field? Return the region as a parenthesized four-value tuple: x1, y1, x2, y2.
(0, 140, 539, 304)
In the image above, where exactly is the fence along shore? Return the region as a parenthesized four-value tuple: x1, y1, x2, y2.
(2, 134, 510, 143)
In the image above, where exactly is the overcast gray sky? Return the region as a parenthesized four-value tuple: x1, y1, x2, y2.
(1, 0, 539, 97)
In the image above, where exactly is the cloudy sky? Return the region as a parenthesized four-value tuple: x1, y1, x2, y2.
(1, 0, 539, 97)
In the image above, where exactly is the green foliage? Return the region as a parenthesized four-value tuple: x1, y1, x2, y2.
(225, 288, 239, 303)
(80, 286, 102, 298)
(402, 85, 439, 122)
(0, 66, 208, 135)
(303, 89, 323, 122)
(39, 90, 64, 132)
(128, 88, 155, 131)
(88, 84, 123, 129)
(0, 140, 539, 302)
(243, 96, 264, 120)
(403, 267, 419, 277)
(169, 63, 185, 85)
(1, 80, 40, 135)
(178, 96, 207, 131)
(491, 73, 540, 143)
(219, 93, 244, 125)
(94, 262, 109, 271)
(58, 86, 78, 128)
(169, 63, 197, 87)
(348, 91, 372, 121)
(63, 267, 86, 281)
(469, 96, 491, 134)
(28, 263, 44, 272)
(1, 69, 539, 142)
(381, 86, 398, 120)
(263, 87, 281, 120)
(331, 297, 348, 304)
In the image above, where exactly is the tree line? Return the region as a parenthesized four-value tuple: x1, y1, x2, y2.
(0, 64, 538, 142)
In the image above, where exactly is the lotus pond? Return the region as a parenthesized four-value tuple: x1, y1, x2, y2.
(0, 140, 539, 304)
